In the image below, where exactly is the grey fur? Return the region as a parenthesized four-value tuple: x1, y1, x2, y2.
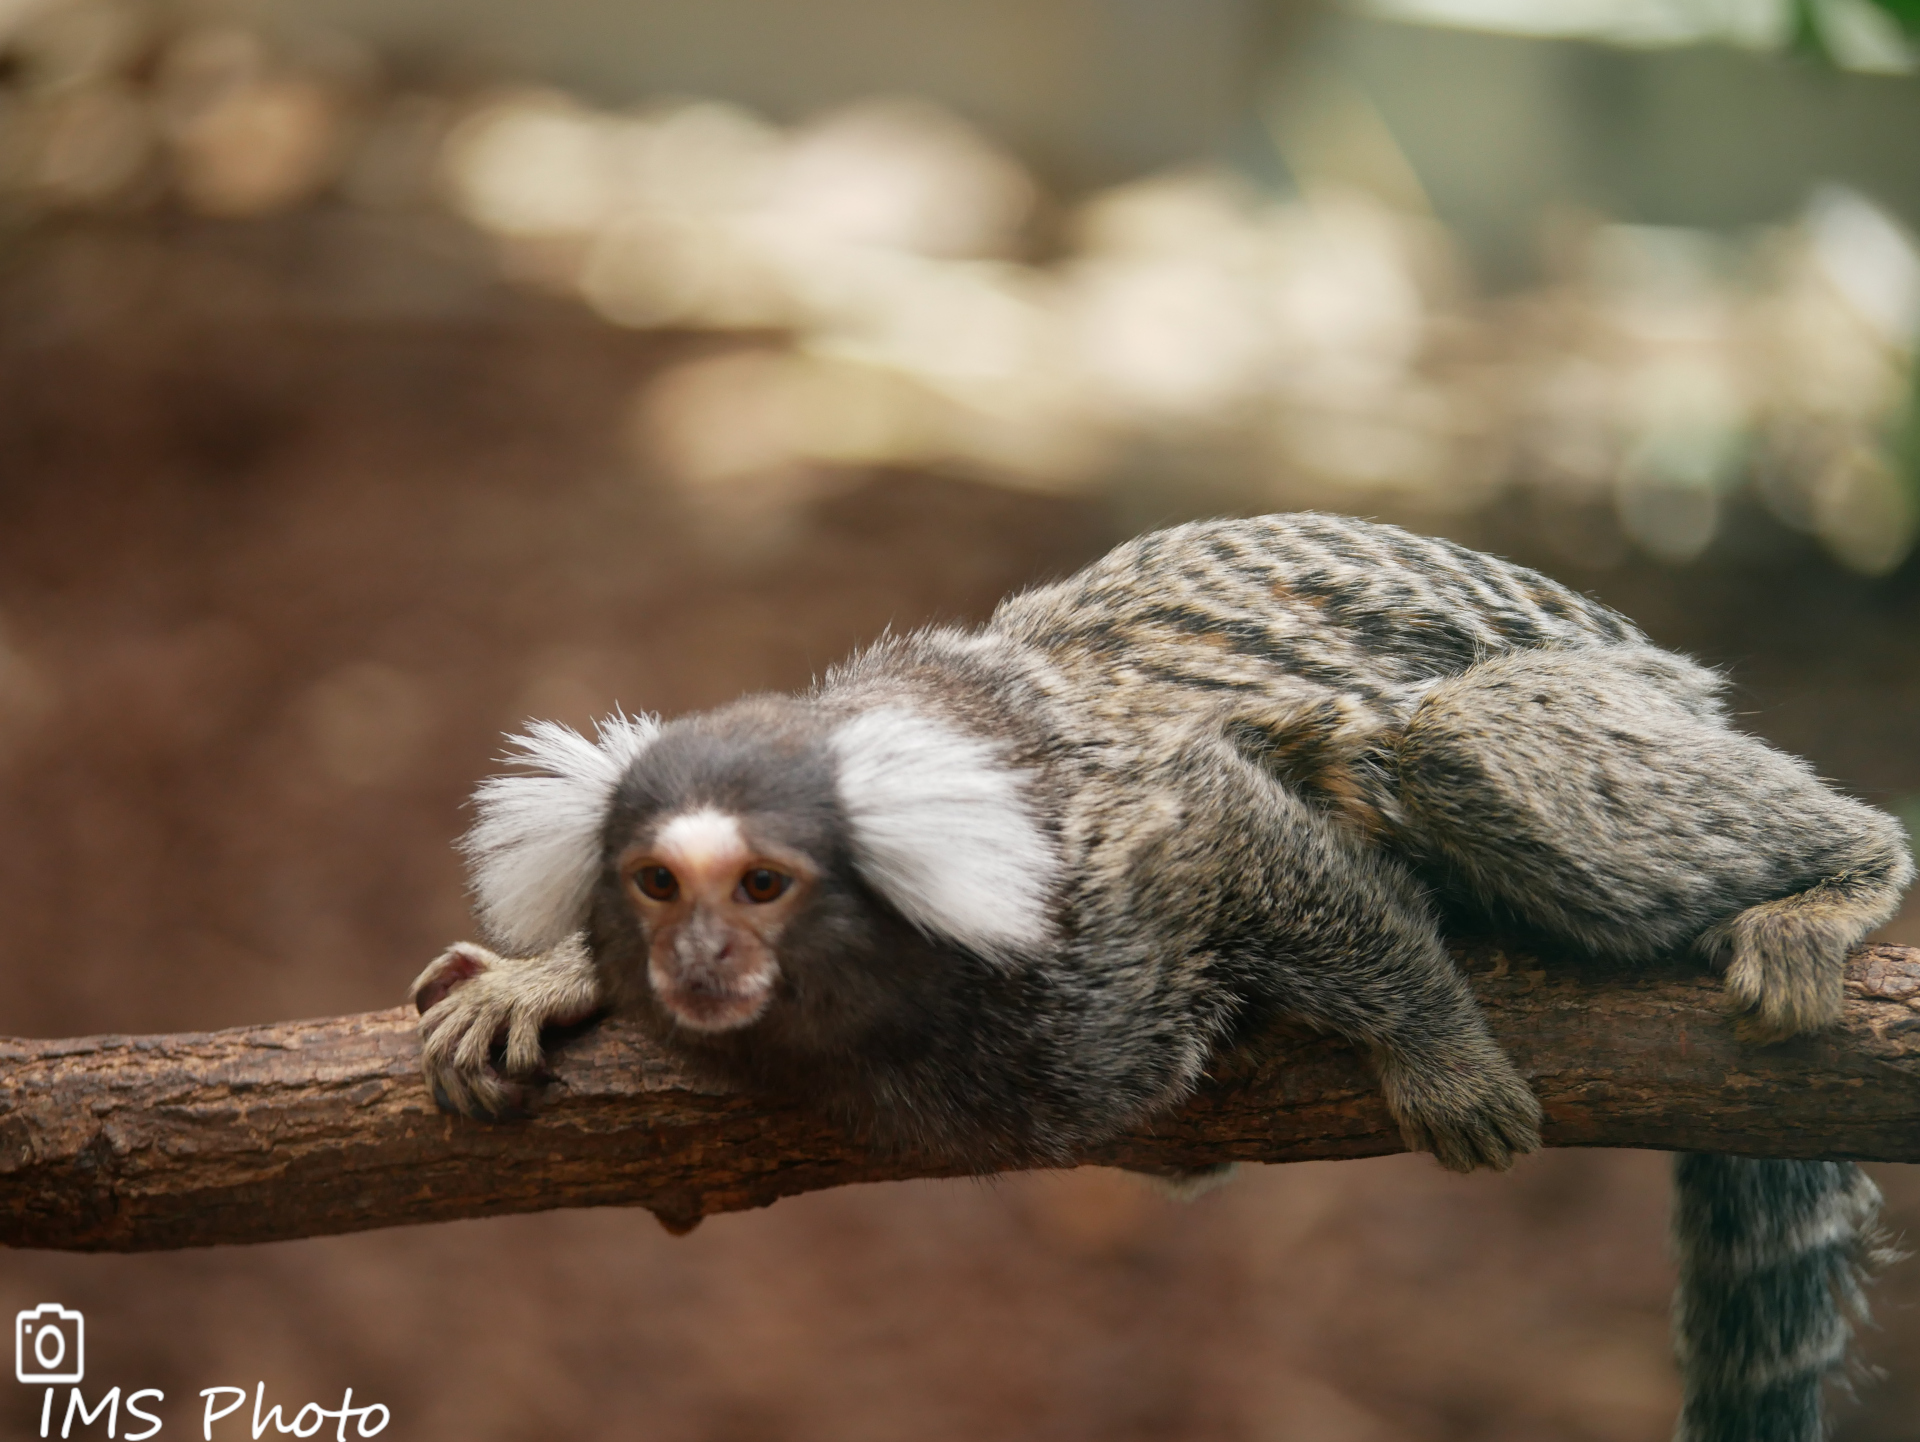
(413, 512, 1913, 1441)
(1672, 1156, 1899, 1442)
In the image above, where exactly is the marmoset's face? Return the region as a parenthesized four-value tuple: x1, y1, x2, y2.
(618, 806, 817, 1032)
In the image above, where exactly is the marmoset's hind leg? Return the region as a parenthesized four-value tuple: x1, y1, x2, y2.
(1390, 646, 1914, 1037)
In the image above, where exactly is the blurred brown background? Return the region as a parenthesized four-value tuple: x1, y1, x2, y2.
(1, 2, 1917, 1439)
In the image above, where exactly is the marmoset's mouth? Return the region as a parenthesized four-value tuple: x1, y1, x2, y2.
(649, 963, 777, 1033)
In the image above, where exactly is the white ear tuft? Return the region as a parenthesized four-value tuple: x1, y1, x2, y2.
(461, 712, 660, 955)
(831, 708, 1057, 963)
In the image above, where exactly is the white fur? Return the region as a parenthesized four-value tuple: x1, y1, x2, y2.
(654, 808, 749, 871)
(462, 713, 659, 954)
(831, 708, 1057, 963)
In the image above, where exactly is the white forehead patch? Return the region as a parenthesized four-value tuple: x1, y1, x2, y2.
(462, 712, 659, 955)
(831, 707, 1057, 965)
(653, 808, 749, 873)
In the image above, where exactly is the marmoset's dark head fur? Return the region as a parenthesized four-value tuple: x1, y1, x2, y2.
(458, 695, 1061, 1098)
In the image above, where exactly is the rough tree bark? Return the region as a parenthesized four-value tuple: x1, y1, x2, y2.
(2, 940, 1917, 1252)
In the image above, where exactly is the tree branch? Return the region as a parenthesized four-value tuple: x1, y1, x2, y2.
(3, 941, 1917, 1252)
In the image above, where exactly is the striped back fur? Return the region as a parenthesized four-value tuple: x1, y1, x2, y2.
(993, 513, 1645, 709)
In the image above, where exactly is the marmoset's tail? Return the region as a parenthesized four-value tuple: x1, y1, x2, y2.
(1671, 1155, 1894, 1442)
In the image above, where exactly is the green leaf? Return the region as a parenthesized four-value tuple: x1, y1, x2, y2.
(1864, 0, 1920, 37)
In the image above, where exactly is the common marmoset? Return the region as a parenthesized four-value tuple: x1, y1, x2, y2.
(413, 512, 1912, 1442)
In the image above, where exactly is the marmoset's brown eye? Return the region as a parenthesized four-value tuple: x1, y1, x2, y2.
(738, 868, 789, 904)
(634, 866, 679, 901)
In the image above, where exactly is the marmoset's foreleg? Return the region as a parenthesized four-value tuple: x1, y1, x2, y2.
(412, 934, 606, 1117)
(1390, 646, 1913, 1037)
(1171, 757, 1543, 1172)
